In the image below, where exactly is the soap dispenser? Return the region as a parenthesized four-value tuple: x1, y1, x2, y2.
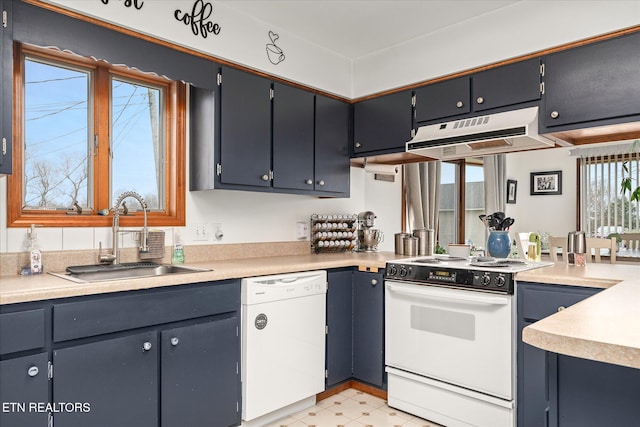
(24, 224, 43, 274)
(172, 230, 185, 265)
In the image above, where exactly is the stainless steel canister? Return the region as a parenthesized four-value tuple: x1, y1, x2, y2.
(395, 233, 411, 255)
(402, 236, 419, 256)
(413, 228, 435, 256)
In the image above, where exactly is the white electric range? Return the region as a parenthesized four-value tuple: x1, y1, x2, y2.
(384, 256, 550, 427)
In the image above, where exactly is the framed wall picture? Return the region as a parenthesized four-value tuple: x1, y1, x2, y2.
(530, 170, 562, 195)
(506, 179, 517, 204)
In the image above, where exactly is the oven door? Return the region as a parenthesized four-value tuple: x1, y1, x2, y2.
(385, 280, 514, 400)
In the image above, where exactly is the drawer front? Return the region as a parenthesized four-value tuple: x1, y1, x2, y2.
(53, 280, 239, 342)
(0, 309, 45, 355)
(520, 284, 600, 322)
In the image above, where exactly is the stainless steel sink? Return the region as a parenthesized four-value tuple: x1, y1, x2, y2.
(49, 262, 211, 283)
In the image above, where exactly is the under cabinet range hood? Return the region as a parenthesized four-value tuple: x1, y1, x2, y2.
(406, 106, 570, 160)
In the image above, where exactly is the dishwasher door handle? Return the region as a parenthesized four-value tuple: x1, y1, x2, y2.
(386, 282, 509, 306)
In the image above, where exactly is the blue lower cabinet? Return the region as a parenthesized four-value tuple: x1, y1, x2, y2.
(549, 354, 640, 427)
(517, 282, 600, 427)
(352, 270, 385, 388)
(0, 353, 49, 427)
(326, 269, 353, 388)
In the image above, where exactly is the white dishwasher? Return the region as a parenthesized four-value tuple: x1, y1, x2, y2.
(241, 270, 327, 424)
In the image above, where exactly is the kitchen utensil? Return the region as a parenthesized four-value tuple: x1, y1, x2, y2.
(500, 217, 515, 230)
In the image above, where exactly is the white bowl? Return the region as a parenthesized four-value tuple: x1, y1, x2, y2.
(448, 244, 471, 258)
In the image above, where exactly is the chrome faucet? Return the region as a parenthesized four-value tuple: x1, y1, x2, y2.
(99, 191, 149, 265)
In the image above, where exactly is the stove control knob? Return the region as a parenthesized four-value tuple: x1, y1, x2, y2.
(481, 273, 492, 286)
(495, 275, 506, 287)
(399, 266, 408, 277)
(388, 265, 398, 276)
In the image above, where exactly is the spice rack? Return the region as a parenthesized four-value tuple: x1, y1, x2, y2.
(310, 214, 358, 253)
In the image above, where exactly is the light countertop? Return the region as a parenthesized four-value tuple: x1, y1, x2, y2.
(0, 251, 399, 305)
(2, 253, 638, 369)
(518, 263, 640, 369)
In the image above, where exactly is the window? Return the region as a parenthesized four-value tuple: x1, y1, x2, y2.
(580, 152, 640, 237)
(437, 160, 485, 249)
(8, 43, 186, 227)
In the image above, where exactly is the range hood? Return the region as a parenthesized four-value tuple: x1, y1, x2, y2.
(406, 106, 571, 160)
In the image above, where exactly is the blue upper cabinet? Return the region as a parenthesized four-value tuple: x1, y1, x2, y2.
(0, 0, 13, 175)
(352, 90, 414, 156)
(314, 95, 350, 195)
(272, 82, 315, 191)
(542, 32, 640, 131)
(219, 66, 272, 188)
(415, 58, 542, 125)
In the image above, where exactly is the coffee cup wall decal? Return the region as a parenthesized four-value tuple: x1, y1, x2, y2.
(266, 31, 285, 65)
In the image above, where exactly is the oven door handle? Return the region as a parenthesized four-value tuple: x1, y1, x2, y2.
(386, 282, 509, 306)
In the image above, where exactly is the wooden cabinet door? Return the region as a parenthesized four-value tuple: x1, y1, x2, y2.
(219, 66, 272, 187)
(353, 91, 413, 154)
(352, 270, 385, 387)
(315, 95, 350, 195)
(272, 82, 315, 191)
(161, 316, 240, 427)
(325, 269, 353, 387)
(543, 32, 640, 128)
(414, 77, 470, 123)
(473, 58, 541, 112)
(53, 332, 158, 427)
(0, 353, 49, 427)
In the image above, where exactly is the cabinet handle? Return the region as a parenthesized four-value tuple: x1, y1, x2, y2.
(317, 180, 325, 186)
(142, 341, 152, 352)
(550, 111, 560, 119)
(27, 366, 39, 377)
(170, 337, 180, 346)
(371, 279, 378, 286)
(355, 142, 362, 148)
(476, 96, 484, 104)
(306, 179, 313, 185)
(557, 306, 566, 312)
(456, 101, 464, 108)
(261, 174, 270, 181)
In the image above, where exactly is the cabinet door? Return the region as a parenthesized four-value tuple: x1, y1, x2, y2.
(0, 353, 49, 427)
(414, 77, 470, 123)
(353, 91, 413, 155)
(161, 316, 240, 427)
(53, 332, 158, 427)
(517, 282, 600, 427)
(550, 355, 640, 427)
(543, 32, 640, 128)
(325, 269, 353, 388)
(352, 270, 385, 387)
(473, 58, 541, 112)
(272, 83, 315, 191)
(0, 0, 12, 175)
(219, 66, 271, 187)
(315, 95, 350, 195)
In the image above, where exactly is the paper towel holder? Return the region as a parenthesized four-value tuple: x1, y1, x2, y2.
(363, 159, 400, 176)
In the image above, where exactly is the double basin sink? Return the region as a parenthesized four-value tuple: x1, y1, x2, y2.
(50, 262, 211, 283)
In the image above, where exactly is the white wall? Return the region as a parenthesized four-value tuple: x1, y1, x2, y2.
(505, 147, 577, 240)
(353, 1, 640, 97)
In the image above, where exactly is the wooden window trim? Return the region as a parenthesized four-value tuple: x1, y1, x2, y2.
(7, 43, 186, 228)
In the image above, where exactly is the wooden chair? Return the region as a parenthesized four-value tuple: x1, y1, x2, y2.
(585, 237, 617, 263)
(618, 233, 640, 251)
(548, 236, 568, 263)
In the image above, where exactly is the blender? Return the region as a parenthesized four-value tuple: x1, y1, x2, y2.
(357, 211, 383, 252)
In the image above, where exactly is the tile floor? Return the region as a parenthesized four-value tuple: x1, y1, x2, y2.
(266, 388, 443, 427)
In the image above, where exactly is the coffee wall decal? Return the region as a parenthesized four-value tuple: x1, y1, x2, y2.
(174, 0, 222, 39)
(100, 0, 144, 9)
(266, 31, 285, 65)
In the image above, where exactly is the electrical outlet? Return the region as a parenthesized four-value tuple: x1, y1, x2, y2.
(193, 223, 210, 241)
(296, 221, 309, 239)
(213, 223, 223, 240)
